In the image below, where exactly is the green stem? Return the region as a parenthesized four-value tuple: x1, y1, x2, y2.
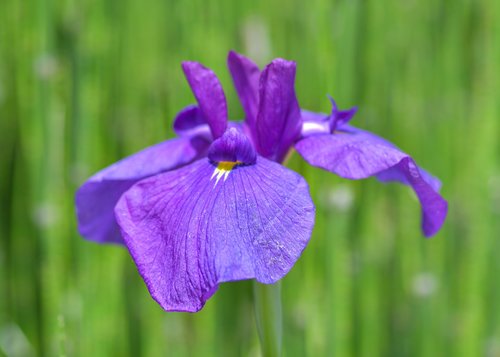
(253, 281, 282, 357)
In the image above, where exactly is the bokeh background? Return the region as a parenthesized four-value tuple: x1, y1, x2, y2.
(1, 0, 499, 356)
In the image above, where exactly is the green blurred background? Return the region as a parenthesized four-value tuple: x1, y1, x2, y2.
(1, 0, 499, 356)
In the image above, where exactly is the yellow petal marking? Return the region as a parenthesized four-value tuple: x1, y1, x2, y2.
(210, 161, 239, 186)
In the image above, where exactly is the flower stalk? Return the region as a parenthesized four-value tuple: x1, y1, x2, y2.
(253, 281, 282, 357)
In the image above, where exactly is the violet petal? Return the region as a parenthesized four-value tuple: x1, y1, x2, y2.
(227, 51, 260, 132)
(182, 61, 228, 139)
(255, 59, 302, 163)
(173, 105, 211, 140)
(295, 133, 447, 237)
(115, 157, 315, 312)
(75, 137, 207, 244)
(328, 96, 358, 132)
(340, 125, 442, 191)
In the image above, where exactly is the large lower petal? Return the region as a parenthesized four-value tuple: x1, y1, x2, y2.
(75, 137, 208, 244)
(295, 132, 447, 237)
(340, 125, 442, 191)
(115, 157, 315, 312)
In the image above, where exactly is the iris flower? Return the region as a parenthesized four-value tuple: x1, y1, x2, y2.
(75, 51, 447, 312)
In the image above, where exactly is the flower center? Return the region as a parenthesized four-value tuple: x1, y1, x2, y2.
(207, 127, 256, 186)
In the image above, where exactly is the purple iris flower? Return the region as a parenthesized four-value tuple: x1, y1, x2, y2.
(75, 51, 447, 312)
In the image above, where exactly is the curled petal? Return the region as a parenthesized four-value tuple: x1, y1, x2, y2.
(182, 61, 228, 139)
(295, 132, 447, 237)
(173, 105, 211, 140)
(255, 59, 302, 163)
(75, 137, 208, 243)
(328, 96, 357, 132)
(227, 51, 260, 131)
(115, 157, 315, 312)
(381, 157, 448, 236)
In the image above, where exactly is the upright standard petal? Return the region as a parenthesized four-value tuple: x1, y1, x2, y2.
(295, 132, 447, 237)
(182, 61, 228, 139)
(227, 51, 260, 129)
(75, 137, 208, 244)
(255, 59, 302, 163)
(115, 157, 315, 312)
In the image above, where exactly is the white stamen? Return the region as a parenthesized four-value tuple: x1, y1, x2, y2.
(210, 162, 237, 187)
